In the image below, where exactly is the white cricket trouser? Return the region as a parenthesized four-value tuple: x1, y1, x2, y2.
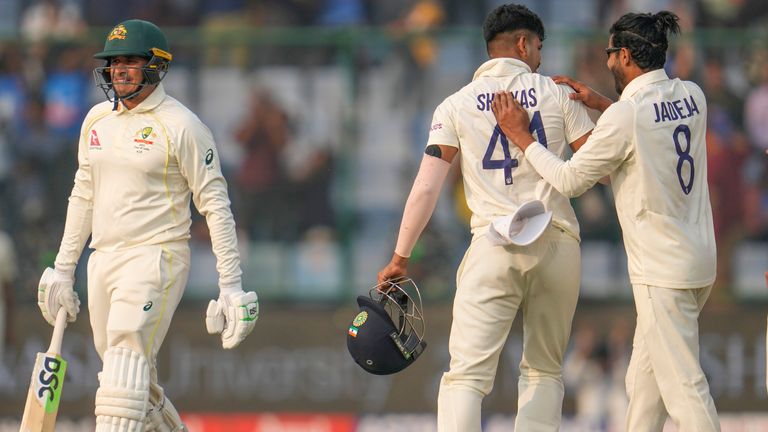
(438, 226, 580, 432)
(625, 284, 720, 432)
(88, 241, 190, 424)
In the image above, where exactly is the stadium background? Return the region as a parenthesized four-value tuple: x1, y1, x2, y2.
(0, 0, 767, 430)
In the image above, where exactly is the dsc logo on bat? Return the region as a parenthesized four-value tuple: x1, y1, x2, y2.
(34, 353, 67, 411)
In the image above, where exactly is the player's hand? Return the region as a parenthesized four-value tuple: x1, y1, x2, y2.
(552, 75, 613, 112)
(491, 92, 536, 151)
(377, 253, 409, 288)
(37, 267, 80, 325)
(205, 290, 259, 349)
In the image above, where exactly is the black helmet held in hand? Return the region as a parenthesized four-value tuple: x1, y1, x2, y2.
(347, 277, 427, 375)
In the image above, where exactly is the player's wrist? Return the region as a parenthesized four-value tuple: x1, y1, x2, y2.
(219, 286, 243, 297)
(509, 132, 536, 151)
(595, 94, 613, 112)
(392, 252, 409, 266)
(219, 284, 242, 297)
(53, 267, 75, 283)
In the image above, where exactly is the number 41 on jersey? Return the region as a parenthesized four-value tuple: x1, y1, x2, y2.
(483, 110, 548, 185)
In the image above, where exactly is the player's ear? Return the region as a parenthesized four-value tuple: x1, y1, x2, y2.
(516, 33, 528, 57)
(621, 47, 633, 67)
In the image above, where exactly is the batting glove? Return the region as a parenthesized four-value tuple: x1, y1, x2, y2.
(205, 290, 259, 349)
(37, 267, 80, 325)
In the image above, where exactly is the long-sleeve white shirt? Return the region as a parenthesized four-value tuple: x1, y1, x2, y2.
(523, 69, 716, 288)
(427, 58, 595, 239)
(54, 84, 242, 290)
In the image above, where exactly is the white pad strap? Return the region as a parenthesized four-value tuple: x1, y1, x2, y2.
(95, 347, 149, 432)
(394, 154, 451, 258)
(145, 385, 187, 432)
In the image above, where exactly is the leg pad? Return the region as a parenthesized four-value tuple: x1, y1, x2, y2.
(94, 347, 149, 432)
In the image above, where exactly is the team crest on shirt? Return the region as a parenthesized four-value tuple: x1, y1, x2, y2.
(133, 126, 157, 153)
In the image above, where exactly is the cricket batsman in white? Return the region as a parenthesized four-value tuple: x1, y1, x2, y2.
(377, 4, 595, 431)
(36, 19, 259, 431)
(493, 10, 720, 431)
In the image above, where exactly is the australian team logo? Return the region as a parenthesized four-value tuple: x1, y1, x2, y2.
(108, 24, 128, 41)
(133, 126, 157, 153)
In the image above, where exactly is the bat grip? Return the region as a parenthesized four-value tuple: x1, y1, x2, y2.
(48, 308, 68, 355)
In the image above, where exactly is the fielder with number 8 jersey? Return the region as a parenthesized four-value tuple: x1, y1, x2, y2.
(36, 19, 259, 432)
(376, 4, 594, 431)
(493, 10, 719, 432)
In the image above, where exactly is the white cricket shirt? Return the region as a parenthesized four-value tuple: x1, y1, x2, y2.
(55, 84, 242, 289)
(427, 58, 594, 238)
(524, 69, 716, 288)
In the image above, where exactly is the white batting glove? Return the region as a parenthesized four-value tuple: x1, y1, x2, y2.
(37, 267, 80, 326)
(205, 290, 259, 349)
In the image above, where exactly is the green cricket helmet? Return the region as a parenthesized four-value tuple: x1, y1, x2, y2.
(93, 19, 173, 104)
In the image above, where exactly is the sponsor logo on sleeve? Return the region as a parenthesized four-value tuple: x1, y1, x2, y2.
(205, 149, 215, 170)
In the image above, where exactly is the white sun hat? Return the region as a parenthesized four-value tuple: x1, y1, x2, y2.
(487, 200, 553, 246)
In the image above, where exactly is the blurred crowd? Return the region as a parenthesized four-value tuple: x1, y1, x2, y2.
(563, 319, 632, 431)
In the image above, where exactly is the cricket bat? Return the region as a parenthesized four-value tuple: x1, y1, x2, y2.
(19, 307, 68, 432)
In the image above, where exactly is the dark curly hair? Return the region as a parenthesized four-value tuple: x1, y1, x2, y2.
(609, 11, 681, 70)
(483, 3, 545, 46)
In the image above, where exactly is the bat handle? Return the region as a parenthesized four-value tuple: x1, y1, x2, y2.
(48, 308, 68, 355)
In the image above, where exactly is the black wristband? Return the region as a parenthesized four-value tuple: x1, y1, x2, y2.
(425, 145, 442, 158)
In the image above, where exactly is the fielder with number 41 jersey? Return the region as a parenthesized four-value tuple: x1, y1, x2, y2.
(429, 54, 593, 239)
(36, 19, 259, 432)
(493, 10, 719, 432)
(377, 4, 593, 431)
